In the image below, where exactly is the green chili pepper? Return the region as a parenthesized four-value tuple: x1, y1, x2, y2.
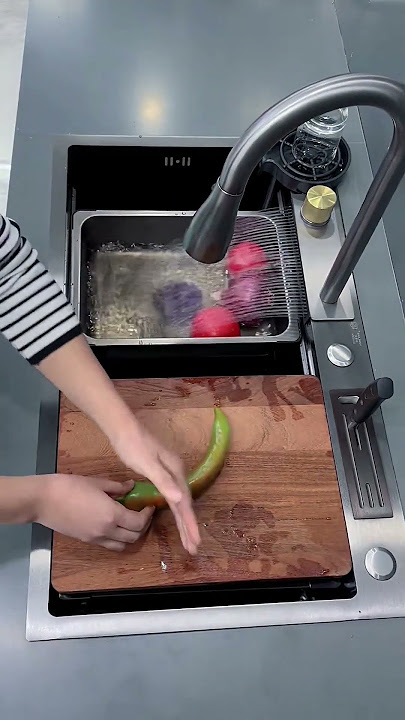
(118, 407, 230, 512)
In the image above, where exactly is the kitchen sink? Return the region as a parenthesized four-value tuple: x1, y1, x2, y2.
(25, 137, 405, 640)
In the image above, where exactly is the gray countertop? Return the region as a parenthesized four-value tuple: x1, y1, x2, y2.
(1, 1, 405, 717)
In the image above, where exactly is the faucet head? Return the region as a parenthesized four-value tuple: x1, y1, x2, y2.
(183, 180, 242, 263)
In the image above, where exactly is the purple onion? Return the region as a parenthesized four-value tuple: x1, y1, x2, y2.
(154, 282, 202, 325)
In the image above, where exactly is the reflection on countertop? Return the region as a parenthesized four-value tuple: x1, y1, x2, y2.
(0, 0, 28, 213)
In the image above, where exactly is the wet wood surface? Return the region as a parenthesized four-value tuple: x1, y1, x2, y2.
(51, 376, 351, 593)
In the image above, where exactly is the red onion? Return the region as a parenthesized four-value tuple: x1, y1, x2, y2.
(221, 273, 266, 327)
(154, 282, 202, 325)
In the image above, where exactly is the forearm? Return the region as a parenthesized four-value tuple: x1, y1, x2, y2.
(0, 213, 129, 440)
(0, 475, 43, 524)
(0, 217, 199, 552)
(37, 334, 137, 445)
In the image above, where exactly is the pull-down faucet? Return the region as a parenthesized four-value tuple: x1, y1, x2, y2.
(184, 74, 405, 304)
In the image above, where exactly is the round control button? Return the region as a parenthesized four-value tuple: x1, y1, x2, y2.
(327, 343, 354, 368)
(301, 185, 337, 226)
(365, 547, 396, 581)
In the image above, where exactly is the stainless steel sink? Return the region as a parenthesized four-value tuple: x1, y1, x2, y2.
(70, 209, 305, 345)
(25, 136, 405, 641)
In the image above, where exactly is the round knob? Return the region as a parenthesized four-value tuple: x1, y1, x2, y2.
(327, 343, 354, 367)
(301, 185, 337, 227)
(365, 547, 396, 581)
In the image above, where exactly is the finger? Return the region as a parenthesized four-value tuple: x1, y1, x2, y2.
(107, 479, 134, 498)
(165, 485, 200, 553)
(164, 471, 200, 554)
(178, 497, 201, 550)
(111, 527, 141, 544)
(117, 505, 155, 532)
(170, 503, 189, 551)
(155, 452, 200, 552)
(93, 477, 134, 497)
(113, 508, 154, 543)
(159, 453, 200, 531)
(170, 499, 200, 555)
(97, 539, 126, 552)
(178, 491, 200, 544)
(137, 507, 155, 535)
(146, 454, 200, 554)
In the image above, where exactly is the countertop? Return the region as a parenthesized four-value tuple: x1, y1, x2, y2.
(1, 1, 405, 717)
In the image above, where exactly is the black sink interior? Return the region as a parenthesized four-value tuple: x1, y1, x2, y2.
(67, 145, 272, 212)
(49, 573, 355, 617)
(92, 341, 304, 379)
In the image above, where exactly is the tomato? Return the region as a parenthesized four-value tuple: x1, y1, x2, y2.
(226, 241, 267, 276)
(191, 307, 241, 338)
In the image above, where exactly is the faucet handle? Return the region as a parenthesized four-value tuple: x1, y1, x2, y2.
(348, 377, 394, 429)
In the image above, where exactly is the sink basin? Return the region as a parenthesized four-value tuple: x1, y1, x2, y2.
(71, 209, 305, 345)
(25, 137, 405, 641)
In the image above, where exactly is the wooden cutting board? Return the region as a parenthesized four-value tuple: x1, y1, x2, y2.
(51, 375, 351, 594)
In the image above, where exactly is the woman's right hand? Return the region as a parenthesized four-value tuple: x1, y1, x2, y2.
(34, 474, 154, 551)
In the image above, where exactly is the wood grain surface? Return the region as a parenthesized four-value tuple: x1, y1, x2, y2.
(51, 375, 351, 593)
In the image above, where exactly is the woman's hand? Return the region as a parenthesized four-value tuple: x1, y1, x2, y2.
(112, 422, 201, 555)
(38, 335, 201, 554)
(35, 475, 154, 551)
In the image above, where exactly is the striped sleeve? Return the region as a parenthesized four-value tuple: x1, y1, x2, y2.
(0, 215, 81, 364)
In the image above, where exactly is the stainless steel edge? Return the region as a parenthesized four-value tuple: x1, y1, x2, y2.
(293, 197, 355, 321)
(26, 135, 405, 640)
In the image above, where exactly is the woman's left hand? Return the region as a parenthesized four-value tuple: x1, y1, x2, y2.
(37, 334, 201, 555)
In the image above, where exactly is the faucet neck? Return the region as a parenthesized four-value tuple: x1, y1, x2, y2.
(220, 74, 405, 197)
(185, 74, 405, 297)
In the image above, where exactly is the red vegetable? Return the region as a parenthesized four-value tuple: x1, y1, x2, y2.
(227, 241, 267, 276)
(221, 273, 263, 324)
(221, 273, 265, 326)
(191, 307, 240, 338)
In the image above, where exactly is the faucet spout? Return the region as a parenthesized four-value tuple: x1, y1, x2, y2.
(184, 74, 405, 304)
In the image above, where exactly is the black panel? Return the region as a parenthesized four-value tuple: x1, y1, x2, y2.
(49, 572, 356, 617)
(92, 341, 303, 379)
(68, 145, 271, 212)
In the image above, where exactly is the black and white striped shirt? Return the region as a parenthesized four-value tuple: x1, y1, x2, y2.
(0, 215, 81, 364)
